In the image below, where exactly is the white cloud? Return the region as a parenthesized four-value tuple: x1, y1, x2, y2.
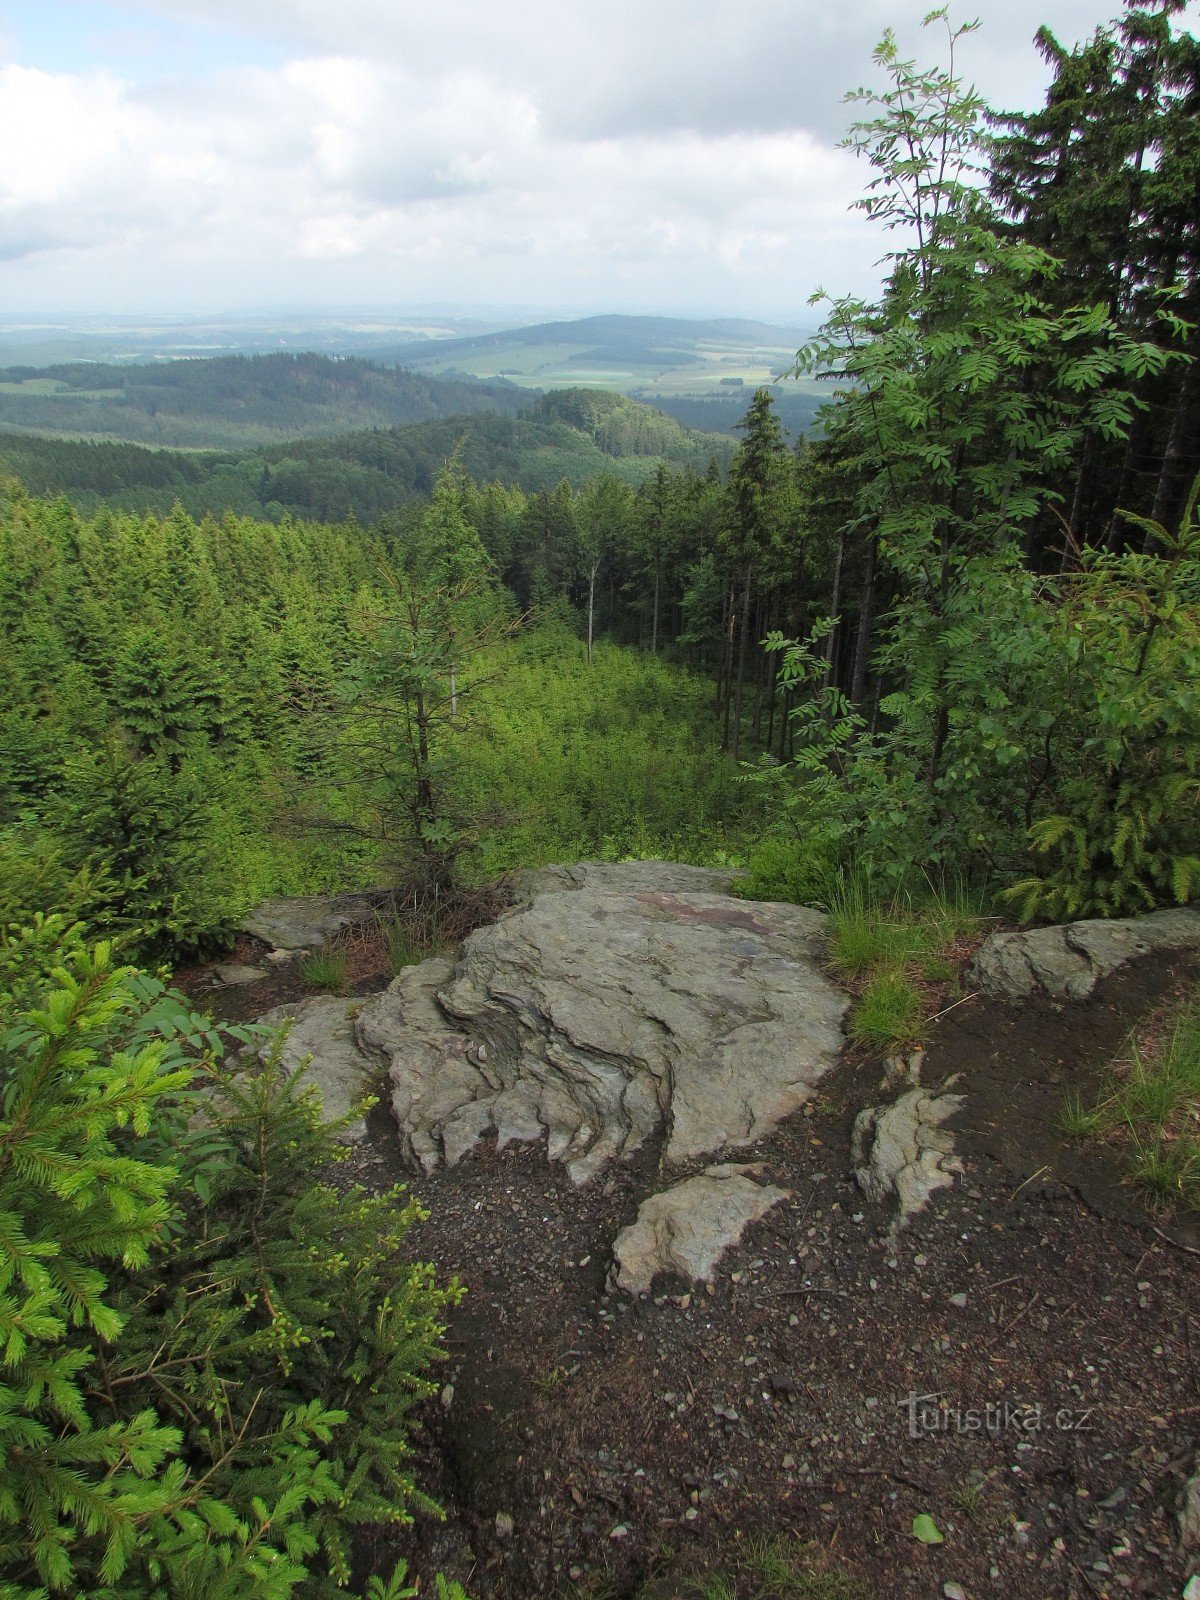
(1, 0, 1192, 314)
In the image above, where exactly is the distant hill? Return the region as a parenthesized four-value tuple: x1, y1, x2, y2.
(0, 352, 530, 450)
(0, 389, 733, 524)
(373, 313, 824, 440)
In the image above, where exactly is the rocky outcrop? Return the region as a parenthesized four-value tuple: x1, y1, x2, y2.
(255, 998, 379, 1142)
(241, 891, 387, 953)
(969, 907, 1200, 1002)
(608, 1164, 790, 1295)
(357, 860, 848, 1185)
(852, 1088, 964, 1225)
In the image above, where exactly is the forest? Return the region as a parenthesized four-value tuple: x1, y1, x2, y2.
(0, 388, 733, 524)
(2, 4, 1199, 1597)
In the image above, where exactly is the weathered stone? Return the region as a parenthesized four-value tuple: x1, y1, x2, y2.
(1181, 1456, 1200, 1558)
(609, 1163, 790, 1295)
(212, 962, 267, 986)
(241, 891, 386, 952)
(358, 860, 848, 1184)
(852, 1088, 964, 1225)
(969, 907, 1200, 1002)
(254, 998, 379, 1141)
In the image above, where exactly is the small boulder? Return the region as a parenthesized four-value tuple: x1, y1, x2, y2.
(241, 891, 386, 953)
(253, 998, 380, 1142)
(969, 907, 1200, 1002)
(852, 1088, 964, 1225)
(609, 1163, 790, 1296)
(213, 962, 267, 986)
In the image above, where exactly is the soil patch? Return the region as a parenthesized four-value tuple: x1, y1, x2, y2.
(339, 944, 1200, 1600)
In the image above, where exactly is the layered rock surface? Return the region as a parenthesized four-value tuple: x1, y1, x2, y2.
(240, 890, 387, 952)
(969, 906, 1200, 1001)
(358, 861, 849, 1185)
(609, 1164, 790, 1295)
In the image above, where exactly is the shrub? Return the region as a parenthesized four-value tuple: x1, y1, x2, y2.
(0, 931, 457, 1598)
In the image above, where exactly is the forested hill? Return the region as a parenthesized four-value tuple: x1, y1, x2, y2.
(0, 351, 530, 449)
(0, 388, 733, 523)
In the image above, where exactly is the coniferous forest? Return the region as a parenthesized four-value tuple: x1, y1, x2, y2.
(2, 6, 1199, 1597)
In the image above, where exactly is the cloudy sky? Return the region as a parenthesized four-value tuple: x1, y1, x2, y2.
(0, 0, 1188, 320)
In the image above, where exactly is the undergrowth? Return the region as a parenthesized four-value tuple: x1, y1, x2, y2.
(1059, 991, 1200, 1212)
(825, 876, 986, 1052)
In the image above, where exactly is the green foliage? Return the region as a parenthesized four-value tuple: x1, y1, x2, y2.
(0, 934, 458, 1597)
(299, 949, 349, 994)
(849, 970, 924, 1050)
(1058, 989, 1200, 1214)
(1008, 470, 1200, 919)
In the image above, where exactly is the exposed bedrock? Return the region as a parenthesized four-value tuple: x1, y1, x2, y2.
(357, 860, 849, 1185)
(969, 906, 1200, 1002)
(609, 1164, 791, 1296)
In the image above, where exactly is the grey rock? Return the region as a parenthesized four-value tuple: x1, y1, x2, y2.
(254, 998, 378, 1142)
(213, 962, 267, 986)
(881, 1049, 924, 1092)
(970, 907, 1200, 1002)
(241, 890, 386, 952)
(1181, 1457, 1200, 1556)
(852, 1088, 964, 1225)
(494, 1511, 514, 1542)
(610, 1164, 790, 1296)
(359, 861, 848, 1184)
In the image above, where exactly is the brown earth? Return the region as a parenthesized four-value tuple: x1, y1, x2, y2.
(177, 935, 1200, 1600)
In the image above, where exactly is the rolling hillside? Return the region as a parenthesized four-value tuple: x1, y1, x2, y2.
(374, 313, 824, 437)
(0, 352, 529, 450)
(0, 388, 733, 524)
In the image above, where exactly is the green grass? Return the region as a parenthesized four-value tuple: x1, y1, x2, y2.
(850, 970, 925, 1049)
(820, 875, 984, 1051)
(1058, 1089, 1105, 1139)
(299, 948, 349, 994)
(379, 918, 437, 976)
(597, 1535, 867, 1600)
(1059, 990, 1200, 1213)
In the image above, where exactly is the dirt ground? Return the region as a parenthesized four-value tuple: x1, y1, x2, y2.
(181, 934, 1200, 1600)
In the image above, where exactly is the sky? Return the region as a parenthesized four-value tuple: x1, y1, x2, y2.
(0, 0, 1192, 322)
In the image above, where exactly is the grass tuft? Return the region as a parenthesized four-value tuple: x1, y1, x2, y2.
(299, 948, 349, 994)
(850, 971, 925, 1049)
(1060, 990, 1200, 1214)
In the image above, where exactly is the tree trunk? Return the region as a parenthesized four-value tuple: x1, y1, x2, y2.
(1148, 343, 1200, 544)
(587, 560, 598, 664)
(721, 585, 737, 751)
(850, 539, 878, 706)
(731, 561, 755, 762)
(651, 556, 661, 654)
(821, 530, 846, 694)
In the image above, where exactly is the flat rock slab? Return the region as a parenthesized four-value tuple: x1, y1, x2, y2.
(358, 860, 848, 1185)
(852, 1088, 964, 1226)
(255, 998, 378, 1141)
(213, 962, 268, 986)
(970, 907, 1200, 1002)
(241, 891, 387, 952)
(609, 1163, 790, 1296)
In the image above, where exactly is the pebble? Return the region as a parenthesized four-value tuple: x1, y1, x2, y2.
(495, 1511, 514, 1541)
(950, 1292, 969, 1308)
(944, 1585, 967, 1600)
(609, 1524, 629, 1540)
(440, 1383, 454, 1410)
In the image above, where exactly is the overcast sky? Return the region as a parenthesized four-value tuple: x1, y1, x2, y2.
(0, 0, 1191, 321)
